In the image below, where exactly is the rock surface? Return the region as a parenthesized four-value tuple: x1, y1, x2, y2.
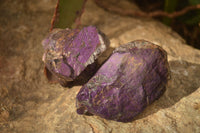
(76, 40, 170, 122)
(42, 26, 109, 86)
(0, 0, 200, 132)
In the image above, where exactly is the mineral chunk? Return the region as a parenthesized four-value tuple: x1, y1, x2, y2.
(42, 26, 109, 86)
(76, 40, 170, 122)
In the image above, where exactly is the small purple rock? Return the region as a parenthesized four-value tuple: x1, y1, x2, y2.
(42, 26, 109, 86)
(76, 40, 170, 122)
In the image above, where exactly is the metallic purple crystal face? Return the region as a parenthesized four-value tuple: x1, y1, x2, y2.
(42, 26, 109, 85)
(76, 40, 170, 122)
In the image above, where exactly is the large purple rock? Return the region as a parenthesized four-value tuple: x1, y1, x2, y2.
(76, 40, 170, 122)
(42, 26, 109, 86)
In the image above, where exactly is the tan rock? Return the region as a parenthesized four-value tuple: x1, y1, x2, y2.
(0, 0, 200, 133)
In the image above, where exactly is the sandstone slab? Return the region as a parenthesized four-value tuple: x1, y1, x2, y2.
(0, 0, 200, 132)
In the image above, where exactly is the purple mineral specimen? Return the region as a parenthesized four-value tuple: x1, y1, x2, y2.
(76, 40, 170, 122)
(42, 26, 109, 86)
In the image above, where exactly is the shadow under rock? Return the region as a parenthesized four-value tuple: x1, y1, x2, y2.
(133, 60, 200, 120)
(64, 47, 115, 88)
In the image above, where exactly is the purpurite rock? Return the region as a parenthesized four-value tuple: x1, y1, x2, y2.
(42, 26, 109, 86)
(76, 40, 170, 122)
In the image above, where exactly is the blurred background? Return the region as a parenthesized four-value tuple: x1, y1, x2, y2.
(131, 0, 200, 49)
(95, 0, 200, 49)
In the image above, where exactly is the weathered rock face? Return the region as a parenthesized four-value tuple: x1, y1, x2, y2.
(42, 26, 109, 86)
(76, 40, 170, 122)
(0, 0, 200, 132)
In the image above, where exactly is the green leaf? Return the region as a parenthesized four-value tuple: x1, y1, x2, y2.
(163, 0, 178, 25)
(185, 14, 200, 24)
(187, 0, 200, 24)
(164, 0, 178, 13)
(51, 0, 87, 30)
(189, 0, 200, 5)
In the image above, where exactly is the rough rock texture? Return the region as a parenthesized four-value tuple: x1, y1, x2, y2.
(76, 40, 170, 122)
(0, 0, 200, 132)
(42, 26, 109, 86)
